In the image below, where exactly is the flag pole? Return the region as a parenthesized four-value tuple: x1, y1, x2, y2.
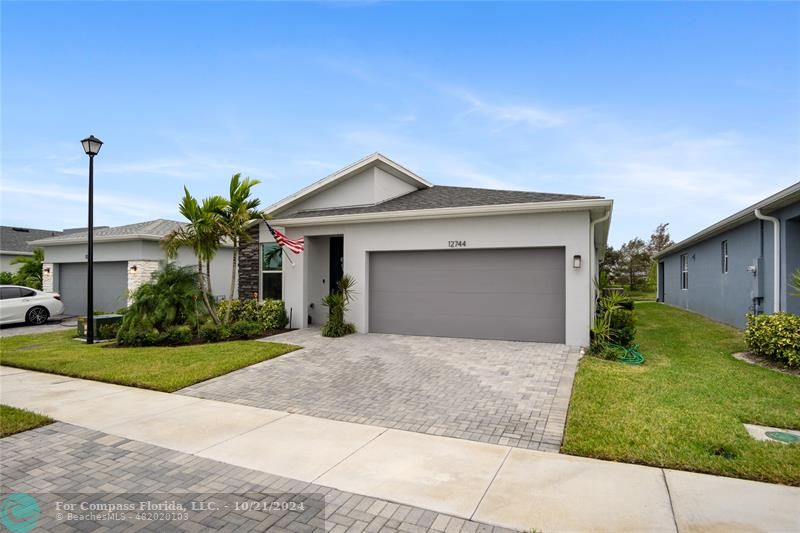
(261, 216, 296, 267)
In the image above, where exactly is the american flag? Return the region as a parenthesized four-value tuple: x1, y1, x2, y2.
(265, 222, 304, 254)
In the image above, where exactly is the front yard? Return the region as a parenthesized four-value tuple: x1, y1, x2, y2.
(0, 404, 53, 437)
(0, 331, 299, 392)
(564, 302, 800, 485)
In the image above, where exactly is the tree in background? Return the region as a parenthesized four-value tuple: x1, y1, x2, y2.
(601, 223, 674, 293)
(619, 238, 651, 290)
(10, 248, 44, 290)
(221, 173, 262, 322)
(599, 245, 623, 285)
(647, 223, 674, 255)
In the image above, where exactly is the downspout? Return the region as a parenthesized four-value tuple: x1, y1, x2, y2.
(754, 208, 781, 313)
(590, 208, 612, 323)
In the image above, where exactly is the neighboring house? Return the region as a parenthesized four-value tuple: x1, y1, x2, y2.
(238, 153, 613, 346)
(0, 226, 64, 273)
(30, 219, 234, 316)
(655, 181, 800, 327)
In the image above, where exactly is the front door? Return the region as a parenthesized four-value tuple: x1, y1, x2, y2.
(329, 236, 344, 294)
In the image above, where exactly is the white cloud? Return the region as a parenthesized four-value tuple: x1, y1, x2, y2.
(444, 86, 566, 129)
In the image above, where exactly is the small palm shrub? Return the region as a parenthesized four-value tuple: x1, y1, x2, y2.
(745, 313, 800, 368)
(117, 263, 205, 346)
(321, 274, 356, 338)
(590, 292, 636, 358)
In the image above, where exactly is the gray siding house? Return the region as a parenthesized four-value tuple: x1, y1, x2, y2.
(656, 181, 800, 328)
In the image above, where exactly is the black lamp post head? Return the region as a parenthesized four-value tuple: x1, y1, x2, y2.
(81, 135, 103, 156)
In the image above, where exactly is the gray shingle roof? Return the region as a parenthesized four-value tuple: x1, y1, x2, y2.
(0, 226, 64, 253)
(281, 185, 602, 219)
(29, 219, 185, 245)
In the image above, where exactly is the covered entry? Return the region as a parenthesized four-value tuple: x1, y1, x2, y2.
(368, 247, 565, 342)
(58, 262, 128, 316)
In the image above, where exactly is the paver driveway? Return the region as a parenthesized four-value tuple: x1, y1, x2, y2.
(180, 329, 581, 451)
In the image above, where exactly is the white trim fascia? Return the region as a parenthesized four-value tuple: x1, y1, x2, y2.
(263, 153, 433, 216)
(656, 180, 800, 259)
(271, 198, 613, 227)
(0, 250, 35, 256)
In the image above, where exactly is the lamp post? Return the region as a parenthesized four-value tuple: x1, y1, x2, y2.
(80, 135, 103, 344)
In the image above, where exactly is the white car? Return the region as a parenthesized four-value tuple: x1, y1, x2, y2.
(0, 285, 65, 326)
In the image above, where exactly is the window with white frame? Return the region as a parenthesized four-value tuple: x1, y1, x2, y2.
(261, 243, 282, 300)
(721, 240, 729, 274)
(680, 254, 689, 290)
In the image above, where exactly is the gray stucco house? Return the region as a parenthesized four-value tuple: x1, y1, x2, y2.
(656, 181, 800, 327)
(31, 219, 234, 316)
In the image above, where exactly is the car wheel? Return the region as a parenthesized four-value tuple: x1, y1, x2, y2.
(26, 306, 50, 325)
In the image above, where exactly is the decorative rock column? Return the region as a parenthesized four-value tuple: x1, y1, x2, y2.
(238, 225, 260, 301)
(42, 263, 55, 292)
(126, 260, 160, 305)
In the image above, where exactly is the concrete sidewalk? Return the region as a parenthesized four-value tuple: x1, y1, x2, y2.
(2, 366, 798, 532)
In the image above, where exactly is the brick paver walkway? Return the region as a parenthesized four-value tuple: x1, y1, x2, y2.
(180, 330, 580, 451)
(0, 423, 514, 533)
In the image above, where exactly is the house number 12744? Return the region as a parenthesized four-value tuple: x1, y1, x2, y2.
(448, 240, 467, 248)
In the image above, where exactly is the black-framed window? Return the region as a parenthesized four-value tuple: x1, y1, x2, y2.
(680, 254, 689, 290)
(261, 243, 283, 300)
(721, 240, 729, 274)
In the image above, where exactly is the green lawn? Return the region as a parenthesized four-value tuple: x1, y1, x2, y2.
(0, 404, 53, 437)
(0, 331, 300, 392)
(564, 302, 800, 486)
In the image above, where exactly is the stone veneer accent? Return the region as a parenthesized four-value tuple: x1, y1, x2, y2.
(42, 263, 54, 292)
(126, 260, 160, 304)
(238, 224, 260, 300)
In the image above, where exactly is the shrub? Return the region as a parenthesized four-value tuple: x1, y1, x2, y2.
(199, 322, 231, 343)
(117, 262, 205, 344)
(116, 327, 161, 347)
(321, 275, 357, 338)
(608, 308, 636, 346)
(162, 325, 194, 346)
(590, 292, 637, 358)
(97, 322, 120, 341)
(229, 320, 264, 339)
(217, 298, 288, 330)
(745, 313, 800, 368)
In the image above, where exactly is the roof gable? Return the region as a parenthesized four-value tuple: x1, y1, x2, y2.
(281, 185, 603, 219)
(265, 153, 432, 217)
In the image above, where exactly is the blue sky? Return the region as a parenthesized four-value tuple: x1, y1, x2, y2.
(2, 2, 798, 247)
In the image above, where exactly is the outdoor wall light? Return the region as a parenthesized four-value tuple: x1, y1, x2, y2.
(573, 254, 582, 269)
(129, 265, 138, 273)
(43, 267, 51, 274)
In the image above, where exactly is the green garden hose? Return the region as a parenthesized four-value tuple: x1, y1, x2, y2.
(609, 343, 646, 365)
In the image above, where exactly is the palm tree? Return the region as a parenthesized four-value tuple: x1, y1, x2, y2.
(220, 173, 261, 322)
(11, 248, 44, 290)
(163, 187, 227, 324)
(791, 268, 800, 297)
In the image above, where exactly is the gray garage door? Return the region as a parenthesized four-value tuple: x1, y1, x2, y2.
(58, 262, 128, 316)
(369, 247, 565, 343)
